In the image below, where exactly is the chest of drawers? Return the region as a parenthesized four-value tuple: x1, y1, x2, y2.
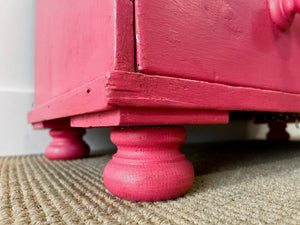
(29, 0, 300, 201)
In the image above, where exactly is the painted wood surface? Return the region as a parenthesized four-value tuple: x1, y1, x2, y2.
(28, 76, 111, 123)
(135, 0, 300, 94)
(113, 0, 135, 72)
(103, 126, 194, 201)
(70, 108, 228, 127)
(107, 71, 300, 113)
(45, 128, 90, 160)
(29, 69, 300, 125)
(30, 0, 300, 202)
(30, 0, 300, 126)
(34, 0, 134, 106)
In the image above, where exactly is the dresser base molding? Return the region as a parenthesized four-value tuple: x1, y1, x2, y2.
(107, 71, 300, 113)
(45, 128, 90, 160)
(103, 126, 195, 201)
(28, 71, 300, 125)
(70, 108, 229, 127)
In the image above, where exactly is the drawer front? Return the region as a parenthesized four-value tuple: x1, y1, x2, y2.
(135, 0, 300, 94)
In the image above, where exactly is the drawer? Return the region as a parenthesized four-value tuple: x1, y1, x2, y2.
(135, 0, 300, 94)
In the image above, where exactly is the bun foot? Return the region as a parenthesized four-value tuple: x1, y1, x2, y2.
(267, 121, 290, 141)
(45, 128, 90, 160)
(103, 126, 195, 202)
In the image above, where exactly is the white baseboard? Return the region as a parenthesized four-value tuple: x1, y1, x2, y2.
(0, 90, 50, 156)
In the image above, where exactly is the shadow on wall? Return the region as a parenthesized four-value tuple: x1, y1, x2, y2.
(83, 127, 115, 151)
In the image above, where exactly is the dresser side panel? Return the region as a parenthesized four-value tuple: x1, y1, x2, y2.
(35, 0, 115, 106)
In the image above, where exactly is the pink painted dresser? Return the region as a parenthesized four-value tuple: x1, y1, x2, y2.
(28, 0, 300, 201)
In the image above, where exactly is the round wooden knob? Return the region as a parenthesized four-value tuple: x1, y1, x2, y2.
(268, 0, 300, 31)
(103, 126, 195, 201)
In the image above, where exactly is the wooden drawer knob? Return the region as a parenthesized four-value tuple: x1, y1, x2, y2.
(268, 0, 300, 31)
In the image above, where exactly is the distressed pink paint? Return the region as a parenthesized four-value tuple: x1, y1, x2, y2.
(103, 126, 194, 201)
(28, 77, 111, 123)
(29, 69, 300, 125)
(70, 108, 229, 127)
(135, 0, 300, 94)
(34, 0, 134, 106)
(268, 0, 300, 31)
(45, 128, 90, 160)
(29, 0, 300, 202)
(107, 71, 300, 113)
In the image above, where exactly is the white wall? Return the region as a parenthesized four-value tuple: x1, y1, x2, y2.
(0, 0, 46, 156)
(1, 1, 299, 156)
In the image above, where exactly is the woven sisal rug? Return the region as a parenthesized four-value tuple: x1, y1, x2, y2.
(0, 141, 299, 224)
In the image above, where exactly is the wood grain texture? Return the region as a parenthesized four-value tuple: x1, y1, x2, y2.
(30, 69, 300, 125)
(70, 108, 229, 127)
(135, 0, 300, 94)
(103, 126, 194, 201)
(28, 76, 112, 123)
(45, 128, 90, 160)
(107, 71, 300, 113)
(34, 0, 134, 105)
(114, 0, 135, 72)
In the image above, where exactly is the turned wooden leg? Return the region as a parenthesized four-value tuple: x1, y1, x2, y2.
(103, 126, 195, 202)
(267, 121, 290, 141)
(45, 128, 90, 160)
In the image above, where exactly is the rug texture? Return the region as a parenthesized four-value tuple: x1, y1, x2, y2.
(0, 141, 300, 225)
